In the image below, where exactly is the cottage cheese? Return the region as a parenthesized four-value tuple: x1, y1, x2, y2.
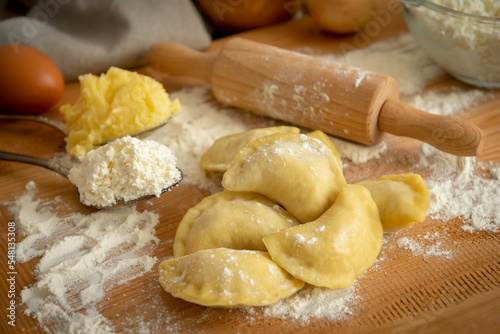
(69, 136, 181, 207)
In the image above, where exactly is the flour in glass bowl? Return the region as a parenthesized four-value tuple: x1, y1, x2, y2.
(406, 0, 500, 86)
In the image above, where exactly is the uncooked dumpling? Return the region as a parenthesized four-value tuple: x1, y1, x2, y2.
(201, 126, 300, 172)
(173, 191, 300, 257)
(159, 248, 305, 307)
(359, 173, 430, 232)
(306, 130, 341, 161)
(263, 184, 383, 289)
(222, 132, 346, 223)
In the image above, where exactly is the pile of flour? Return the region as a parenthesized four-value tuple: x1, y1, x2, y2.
(418, 143, 500, 232)
(9, 182, 160, 333)
(69, 136, 181, 207)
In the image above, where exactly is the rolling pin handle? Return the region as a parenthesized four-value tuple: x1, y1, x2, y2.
(147, 43, 216, 83)
(379, 99, 485, 156)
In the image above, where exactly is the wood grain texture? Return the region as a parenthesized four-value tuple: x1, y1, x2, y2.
(1, 1, 500, 333)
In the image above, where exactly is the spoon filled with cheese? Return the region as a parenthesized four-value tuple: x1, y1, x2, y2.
(0, 136, 183, 209)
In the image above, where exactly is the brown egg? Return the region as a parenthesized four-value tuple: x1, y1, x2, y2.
(0, 44, 64, 115)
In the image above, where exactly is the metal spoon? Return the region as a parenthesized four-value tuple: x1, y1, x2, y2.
(0, 150, 183, 210)
(0, 114, 67, 133)
(0, 114, 171, 142)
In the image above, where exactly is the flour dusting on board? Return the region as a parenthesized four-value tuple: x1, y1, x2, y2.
(306, 33, 445, 95)
(150, 86, 276, 193)
(418, 144, 500, 232)
(257, 285, 358, 323)
(9, 182, 160, 334)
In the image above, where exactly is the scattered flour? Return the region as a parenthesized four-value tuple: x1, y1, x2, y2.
(257, 285, 357, 323)
(149, 87, 256, 193)
(396, 234, 453, 259)
(332, 139, 387, 164)
(491, 167, 500, 180)
(309, 33, 444, 96)
(418, 144, 500, 232)
(405, 88, 493, 116)
(9, 181, 160, 334)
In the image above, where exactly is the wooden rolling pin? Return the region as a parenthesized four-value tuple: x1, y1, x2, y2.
(148, 37, 485, 156)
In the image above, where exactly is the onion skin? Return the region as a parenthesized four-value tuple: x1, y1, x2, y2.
(195, 0, 294, 35)
(305, 0, 376, 34)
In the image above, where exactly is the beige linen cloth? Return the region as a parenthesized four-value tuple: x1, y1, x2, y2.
(0, 0, 211, 81)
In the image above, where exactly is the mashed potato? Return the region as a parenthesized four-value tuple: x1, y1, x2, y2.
(61, 67, 180, 157)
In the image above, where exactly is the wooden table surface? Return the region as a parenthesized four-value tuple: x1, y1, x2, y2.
(1, 1, 500, 333)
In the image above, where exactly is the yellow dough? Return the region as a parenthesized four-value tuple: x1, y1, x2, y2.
(222, 132, 346, 223)
(159, 248, 305, 307)
(360, 173, 430, 232)
(263, 184, 383, 289)
(173, 191, 300, 257)
(201, 126, 300, 172)
(306, 130, 341, 161)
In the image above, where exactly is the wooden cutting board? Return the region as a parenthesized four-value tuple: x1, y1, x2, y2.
(1, 1, 500, 333)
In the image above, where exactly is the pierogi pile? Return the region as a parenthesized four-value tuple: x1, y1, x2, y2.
(159, 126, 430, 308)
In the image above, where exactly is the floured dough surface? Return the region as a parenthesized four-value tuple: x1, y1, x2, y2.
(360, 173, 429, 232)
(222, 132, 346, 223)
(201, 126, 300, 172)
(263, 184, 383, 289)
(159, 248, 305, 307)
(173, 191, 299, 257)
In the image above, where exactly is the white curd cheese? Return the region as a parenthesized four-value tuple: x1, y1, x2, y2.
(69, 135, 181, 207)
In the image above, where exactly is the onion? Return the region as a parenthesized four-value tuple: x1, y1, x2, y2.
(304, 0, 376, 34)
(195, 0, 294, 35)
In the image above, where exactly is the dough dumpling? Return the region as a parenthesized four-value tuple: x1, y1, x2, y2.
(201, 126, 300, 172)
(222, 133, 346, 223)
(173, 191, 299, 257)
(263, 184, 383, 289)
(360, 173, 430, 232)
(306, 130, 341, 162)
(159, 248, 305, 307)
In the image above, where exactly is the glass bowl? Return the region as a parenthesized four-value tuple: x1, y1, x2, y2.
(399, 0, 500, 89)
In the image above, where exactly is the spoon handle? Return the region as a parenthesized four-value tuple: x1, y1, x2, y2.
(0, 114, 67, 134)
(0, 150, 70, 178)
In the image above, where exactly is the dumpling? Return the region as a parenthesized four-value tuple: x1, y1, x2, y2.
(359, 173, 430, 232)
(306, 130, 341, 161)
(263, 184, 383, 289)
(222, 132, 346, 223)
(158, 248, 305, 307)
(173, 191, 299, 257)
(201, 126, 300, 172)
